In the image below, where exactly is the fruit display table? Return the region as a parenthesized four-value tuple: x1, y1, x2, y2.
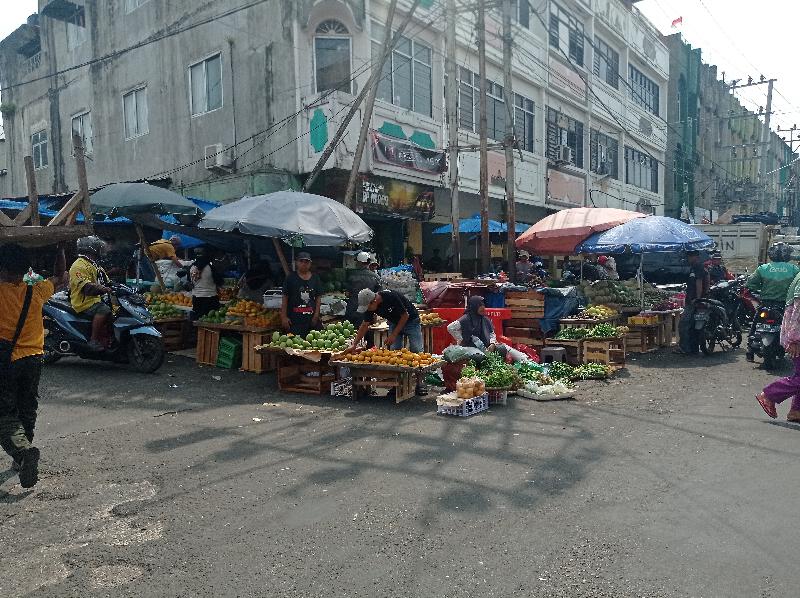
(330, 351, 443, 403)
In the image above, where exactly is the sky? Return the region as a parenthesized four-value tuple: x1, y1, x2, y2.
(1, 0, 798, 134)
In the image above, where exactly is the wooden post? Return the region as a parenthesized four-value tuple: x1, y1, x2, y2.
(272, 238, 290, 276)
(73, 133, 92, 226)
(477, 0, 491, 274)
(135, 223, 166, 291)
(24, 156, 40, 226)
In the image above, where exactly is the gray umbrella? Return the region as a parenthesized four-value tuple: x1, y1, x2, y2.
(198, 191, 373, 246)
(90, 183, 203, 220)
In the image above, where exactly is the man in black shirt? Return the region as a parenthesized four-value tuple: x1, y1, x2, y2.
(676, 250, 709, 355)
(352, 289, 423, 351)
(351, 289, 426, 396)
(281, 252, 322, 337)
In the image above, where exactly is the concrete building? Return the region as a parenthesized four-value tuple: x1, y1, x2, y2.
(664, 33, 797, 222)
(0, 0, 668, 268)
(0, 129, 7, 197)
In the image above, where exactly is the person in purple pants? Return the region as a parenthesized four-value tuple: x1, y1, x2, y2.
(756, 270, 800, 422)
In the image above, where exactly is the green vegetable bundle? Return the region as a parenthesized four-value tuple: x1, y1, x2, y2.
(555, 327, 590, 340)
(515, 361, 545, 382)
(586, 323, 618, 338)
(571, 363, 612, 380)
(546, 361, 576, 381)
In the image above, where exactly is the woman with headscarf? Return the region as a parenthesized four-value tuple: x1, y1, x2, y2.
(190, 247, 223, 320)
(447, 296, 498, 350)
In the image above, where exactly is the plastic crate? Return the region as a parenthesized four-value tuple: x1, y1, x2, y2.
(216, 337, 243, 369)
(487, 389, 508, 405)
(437, 393, 489, 417)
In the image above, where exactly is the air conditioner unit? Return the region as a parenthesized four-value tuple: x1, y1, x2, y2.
(204, 143, 234, 171)
(558, 145, 573, 164)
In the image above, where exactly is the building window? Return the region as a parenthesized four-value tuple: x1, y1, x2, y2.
(549, 2, 584, 66)
(31, 130, 48, 170)
(485, 80, 506, 143)
(370, 21, 432, 117)
(593, 37, 618, 89)
(590, 130, 618, 179)
(625, 146, 658, 192)
(514, 95, 535, 153)
(629, 64, 660, 116)
(123, 87, 149, 140)
(66, 11, 86, 50)
(546, 107, 584, 168)
(513, 0, 530, 28)
(126, 0, 150, 13)
(314, 20, 352, 94)
(190, 54, 223, 116)
(458, 67, 477, 131)
(71, 112, 93, 155)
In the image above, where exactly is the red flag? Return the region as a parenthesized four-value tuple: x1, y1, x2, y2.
(671, 16, 683, 28)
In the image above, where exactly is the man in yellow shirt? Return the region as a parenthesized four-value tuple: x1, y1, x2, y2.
(69, 236, 112, 351)
(148, 236, 182, 267)
(0, 243, 67, 488)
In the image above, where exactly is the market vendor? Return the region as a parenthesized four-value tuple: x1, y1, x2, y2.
(598, 256, 619, 280)
(446, 296, 527, 363)
(281, 252, 322, 336)
(148, 236, 183, 268)
(345, 251, 381, 330)
(190, 247, 223, 320)
(516, 251, 533, 280)
(352, 288, 426, 396)
(447, 296, 498, 350)
(237, 262, 274, 302)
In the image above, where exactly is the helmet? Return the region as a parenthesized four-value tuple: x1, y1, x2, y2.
(355, 251, 371, 264)
(768, 242, 792, 262)
(711, 251, 723, 260)
(534, 261, 544, 268)
(76, 235, 108, 257)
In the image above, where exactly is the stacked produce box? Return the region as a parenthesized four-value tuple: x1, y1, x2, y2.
(504, 290, 545, 346)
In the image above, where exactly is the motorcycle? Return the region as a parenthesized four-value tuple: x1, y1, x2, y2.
(694, 283, 743, 354)
(737, 276, 757, 327)
(747, 300, 785, 369)
(42, 283, 165, 373)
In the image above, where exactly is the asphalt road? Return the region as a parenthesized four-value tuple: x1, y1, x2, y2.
(1, 350, 798, 597)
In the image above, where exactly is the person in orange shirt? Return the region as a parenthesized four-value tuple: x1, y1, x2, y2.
(0, 243, 67, 488)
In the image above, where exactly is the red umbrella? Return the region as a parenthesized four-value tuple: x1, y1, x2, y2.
(516, 207, 646, 255)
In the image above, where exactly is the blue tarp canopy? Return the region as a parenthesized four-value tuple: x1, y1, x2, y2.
(575, 216, 714, 254)
(433, 213, 528, 234)
(161, 197, 222, 249)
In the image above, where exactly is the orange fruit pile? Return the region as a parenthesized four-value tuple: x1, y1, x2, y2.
(227, 300, 267, 317)
(342, 348, 437, 369)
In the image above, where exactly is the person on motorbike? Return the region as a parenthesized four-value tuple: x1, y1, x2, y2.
(745, 242, 800, 362)
(69, 236, 112, 352)
(708, 252, 730, 284)
(675, 250, 710, 355)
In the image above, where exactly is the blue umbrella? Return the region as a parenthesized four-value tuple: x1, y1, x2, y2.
(575, 216, 714, 254)
(433, 213, 527, 234)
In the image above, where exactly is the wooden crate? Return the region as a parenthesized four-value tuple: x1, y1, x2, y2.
(657, 311, 681, 347)
(277, 356, 337, 395)
(155, 317, 192, 352)
(506, 318, 541, 329)
(626, 325, 659, 353)
(505, 291, 545, 319)
(241, 330, 279, 374)
(505, 326, 542, 347)
(544, 338, 583, 365)
(350, 368, 416, 403)
(559, 316, 616, 329)
(196, 326, 221, 366)
(582, 338, 626, 369)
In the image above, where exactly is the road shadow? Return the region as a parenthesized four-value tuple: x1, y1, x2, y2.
(765, 420, 800, 431)
(630, 348, 741, 369)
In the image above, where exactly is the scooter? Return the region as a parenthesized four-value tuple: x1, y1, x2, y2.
(42, 283, 165, 373)
(694, 292, 741, 355)
(747, 300, 785, 369)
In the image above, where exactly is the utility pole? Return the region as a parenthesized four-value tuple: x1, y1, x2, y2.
(445, 0, 461, 273)
(343, 0, 399, 208)
(778, 125, 800, 154)
(501, 0, 516, 283)
(758, 78, 775, 212)
(477, 0, 491, 274)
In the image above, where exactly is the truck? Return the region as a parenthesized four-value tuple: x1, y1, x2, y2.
(694, 223, 776, 275)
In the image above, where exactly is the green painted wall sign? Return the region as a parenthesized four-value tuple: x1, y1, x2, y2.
(310, 109, 329, 153)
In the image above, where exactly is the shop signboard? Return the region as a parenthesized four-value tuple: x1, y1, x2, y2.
(371, 132, 447, 175)
(357, 176, 435, 221)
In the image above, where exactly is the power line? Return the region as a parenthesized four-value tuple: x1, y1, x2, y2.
(1, 0, 278, 93)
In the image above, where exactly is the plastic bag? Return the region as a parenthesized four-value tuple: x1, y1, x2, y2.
(443, 345, 486, 364)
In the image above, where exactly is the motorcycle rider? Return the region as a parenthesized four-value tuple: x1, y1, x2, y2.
(707, 252, 730, 284)
(675, 250, 710, 355)
(745, 242, 800, 362)
(69, 236, 113, 352)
